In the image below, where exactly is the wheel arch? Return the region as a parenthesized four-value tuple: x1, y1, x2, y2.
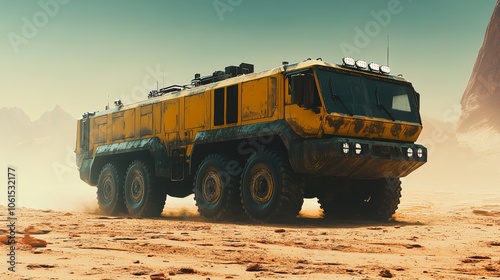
(88, 138, 169, 186)
(190, 120, 299, 176)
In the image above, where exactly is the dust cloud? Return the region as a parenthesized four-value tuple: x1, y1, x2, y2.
(0, 106, 96, 211)
(402, 117, 500, 207)
(298, 201, 324, 219)
(0, 149, 97, 212)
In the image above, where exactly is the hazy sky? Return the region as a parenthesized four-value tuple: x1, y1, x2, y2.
(0, 0, 496, 122)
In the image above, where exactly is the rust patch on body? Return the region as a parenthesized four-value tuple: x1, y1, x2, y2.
(140, 128, 152, 136)
(287, 118, 317, 137)
(365, 121, 385, 136)
(404, 126, 420, 138)
(326, 116, 345, 133)
(390, 124, 402, 137)
(354, 120, 365, 133)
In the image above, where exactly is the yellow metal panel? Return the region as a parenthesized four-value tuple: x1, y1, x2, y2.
(185, 93, 207, 129)
(153, 103, 162, 135)
(94, 115, 108, 143)
(111, 112, 125, 141)
(285, 104, 322, 137)
(322, 114, 422, 142)
(140, 105, 153, 136)
(242, 78, 268, 121)
(166, 132, 180, 153)
(124, 109, 135, 139)
(164, 101, 179, 133)
(274, 74, 285, 119)
(268, 77, 277, 117)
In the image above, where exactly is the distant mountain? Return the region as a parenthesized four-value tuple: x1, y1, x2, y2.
(0, 105, 76, 147)
(0, 107, 38, 146)
(458, 0, 500, 132)
(34, 104, 75, 134)
(0, 105, 94, 210)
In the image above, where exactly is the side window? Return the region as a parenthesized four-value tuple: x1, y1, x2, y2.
(290, 73, 305, 104)
(289, 71, 320, 108)
(226, 85, 238, 124)
(214, 88, 225, 126)
(213, 85, 239, 126)
(392, 94, 411, 112)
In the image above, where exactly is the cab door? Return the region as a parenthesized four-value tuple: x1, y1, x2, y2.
(284, 70, 324, 137)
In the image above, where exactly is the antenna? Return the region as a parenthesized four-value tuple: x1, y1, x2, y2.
(387, 35, 390, 66)
(105, 94, 110, 110)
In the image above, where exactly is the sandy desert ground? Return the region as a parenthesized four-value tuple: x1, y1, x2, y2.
(1, 189, 499, 280)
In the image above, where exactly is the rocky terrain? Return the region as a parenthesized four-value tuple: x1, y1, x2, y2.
(1, 190, 499, 280)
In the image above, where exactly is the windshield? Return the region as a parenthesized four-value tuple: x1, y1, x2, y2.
(316, 68, 421, 124)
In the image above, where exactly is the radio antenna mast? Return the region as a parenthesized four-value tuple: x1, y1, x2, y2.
(387, 35, 390, 66)
(105, 94, 110, 110)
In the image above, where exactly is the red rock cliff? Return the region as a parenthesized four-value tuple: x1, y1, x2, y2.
(458, 0, 500, 132)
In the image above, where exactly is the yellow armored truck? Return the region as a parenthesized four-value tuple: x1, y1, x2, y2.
(76, 57, 427, 222)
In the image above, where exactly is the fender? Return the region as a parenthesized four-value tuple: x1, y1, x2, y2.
(193, 120, 300, 147)
(82, 137, 170, 185)
(190, 120, 302, 173)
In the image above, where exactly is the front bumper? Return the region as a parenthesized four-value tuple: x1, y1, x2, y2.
(289, 137, 427, 178)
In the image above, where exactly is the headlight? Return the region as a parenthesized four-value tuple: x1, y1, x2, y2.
(355, 60, 368, 69)
(343, 57, 355, 67)
(342, 143, 350, 154)
(417, 148, 423, 158)
(380, 65, 391, 74)
(368, 63, 380, 72)
(407, 148, 413, 158)
(355, 143, 362, 155)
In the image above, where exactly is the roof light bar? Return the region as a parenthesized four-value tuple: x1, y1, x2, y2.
(380, 65, 391, 74)
(342, 57, 393, 75)
(368, 63, 380, 72)
(342, 57, 355, 67)
(355, 60, 368, 69)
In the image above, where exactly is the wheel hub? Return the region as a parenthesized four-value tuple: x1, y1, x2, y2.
(130, 176, 144, 203)
(103, 177, 114, 202)
(250, 170, 273, 204)
(202, 172, 221, 204)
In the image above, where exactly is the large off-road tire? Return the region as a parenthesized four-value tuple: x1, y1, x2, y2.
(317, 187, 343, 219)
(240, 150, 303, 222)
(367, 178, 402, 221)
(123, 160, 166, 217)
(96, 163, 126, 215)
(193, 154, 243, 221)
(318, 178, 401, 221)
